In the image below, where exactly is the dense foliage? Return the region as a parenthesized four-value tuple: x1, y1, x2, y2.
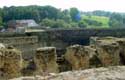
(0, 5, 125, 29)
(109, 13, 125, 28)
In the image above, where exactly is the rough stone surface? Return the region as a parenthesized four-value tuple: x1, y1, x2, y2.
(0, 45, 22, 79)
(90, 37, 125, 65)
(34, 47, 58, 74)
(64, 44, 102, 70)
(84, 46, 101, 68)
(65, 45, 90, 70)
(0, 36, 38, 59)
(1, 36, 125, 79)
(90, 37, 117, 45)
(0, 43, 6, 49)
(65, 37, 124, 70)
(10, 66, 125, 80)
(96, 39, 120, 66)
(116, 38, 125, 65)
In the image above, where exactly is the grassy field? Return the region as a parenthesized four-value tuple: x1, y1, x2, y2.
(82, 15, 110, 28)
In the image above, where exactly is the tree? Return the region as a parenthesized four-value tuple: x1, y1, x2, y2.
(78, 20, 87, 28)
(2, 5, 59, 23)
(40, 18, 71, 28)
(109, 13, 123, 28)
(0, 8, 3, 26)
(70, 8, 81, 22)
(92, 10, 111, 17)
(70, 22, 78, 28)
(61, 10, 72, 23)
(0, 17, 3, 26)
(53, 19, 71, 28)
(40, 18, 55, 27)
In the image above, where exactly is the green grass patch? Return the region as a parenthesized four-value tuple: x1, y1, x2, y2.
(82, 15, 110, 28)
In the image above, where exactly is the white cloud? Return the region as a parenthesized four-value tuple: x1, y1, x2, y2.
(0, 0, 125, 12)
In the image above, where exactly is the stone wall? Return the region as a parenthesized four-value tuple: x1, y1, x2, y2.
(0, 36, 38, 45)
(0, 28, 125, 59)
(19, 28, 125, 58)
(65, 45, 90, 70)
(64, 45, 100, 70)
(90, 37, 125, 65)
(64, 37, 125, 70)
(116, 39, 125, 64)
(1, 37, 125, 79)
(0, 45, 22, 79)
(95, 39, 120, 66)
(34, 47, 58, 74)
(0, 36, 38, 59)
(1, 29, 125, 79)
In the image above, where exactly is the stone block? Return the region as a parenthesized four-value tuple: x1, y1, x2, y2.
(0, 45, 22, 79)
(64, 45, 90, 70)
(34, 47, 58, 74)
(96, 40, 120, 66)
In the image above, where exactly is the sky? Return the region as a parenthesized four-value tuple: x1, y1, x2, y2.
(0, 0, 125, 12)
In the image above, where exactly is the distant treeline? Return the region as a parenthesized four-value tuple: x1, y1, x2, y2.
(0, 5, 125, 28)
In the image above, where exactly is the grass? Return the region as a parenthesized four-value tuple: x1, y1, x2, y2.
(82, 15, 110, 28)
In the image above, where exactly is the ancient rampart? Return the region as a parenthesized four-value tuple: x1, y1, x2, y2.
(0, 28, 125, 59)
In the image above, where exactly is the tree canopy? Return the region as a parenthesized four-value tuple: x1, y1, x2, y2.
(109, 13, 125, 28)
(0, 5, 125, 29)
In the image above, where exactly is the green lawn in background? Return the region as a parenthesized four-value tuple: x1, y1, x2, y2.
(82, 15, 110, 28)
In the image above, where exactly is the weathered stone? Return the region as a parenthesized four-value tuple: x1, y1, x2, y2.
(34, 47, 58, 74)
(84, 46, 102, 68)
(65, 45, 90, 70)
(21, 59, 36, 76)
(96, 39, 120, 66)
(116, 38, 125, 64)
(0, 45, 22, 79)
(48, 66, 125, 80)
(65, 44, 102, 70)
(90, 36, 116, 45)
(0, 43, 5, 49)
(10, 66, 125, 80)
(0, 36, 38, 59)
(91, 37, 125, 65)
(90, 37, 99, 45)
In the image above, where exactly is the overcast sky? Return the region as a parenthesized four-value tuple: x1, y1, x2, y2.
(0, 0, 125, 12)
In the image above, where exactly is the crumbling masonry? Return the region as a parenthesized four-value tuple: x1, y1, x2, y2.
(0, 44, 22, 79)
(1, 37, 125, 79)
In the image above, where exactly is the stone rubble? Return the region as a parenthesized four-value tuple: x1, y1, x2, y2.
(10, 66, 125, 80)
